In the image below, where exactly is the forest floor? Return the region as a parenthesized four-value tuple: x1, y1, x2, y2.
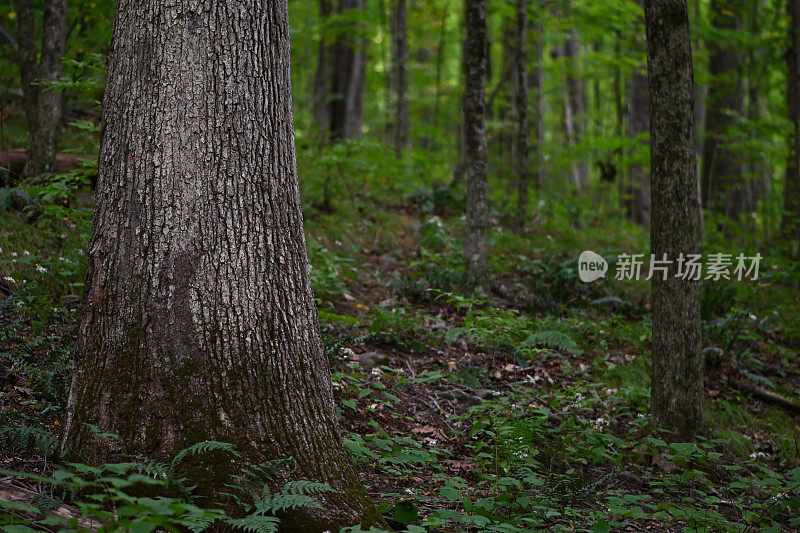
(1, 179, 800, 531)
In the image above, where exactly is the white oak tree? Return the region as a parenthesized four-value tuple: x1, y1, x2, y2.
(62, 0, 384, 529)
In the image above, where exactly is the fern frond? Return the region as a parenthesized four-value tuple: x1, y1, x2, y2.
(224, 515, 280, 533)
(282, 480, 335, 496)
(517, 330, 583, 356)
(171, 441, 240, 468)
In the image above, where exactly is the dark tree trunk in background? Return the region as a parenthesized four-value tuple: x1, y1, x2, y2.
(534, 17, 545, 189)
(463, 0, 489, 283)
(701, 0, 745, 218)
(627, 68, 650, 225)
(627, 4, 651, 225)
(645, 0, 705, 441)
(61, 0, 384, 529)
(390, 0, 409, 156)
(313, 0, 334, 141)
(16, 0, 68, 177)
(514, 0, 529, 228)
(744, 0, 767, 212)
(783, 0, 800, 245)
(330, 0, 366, 140)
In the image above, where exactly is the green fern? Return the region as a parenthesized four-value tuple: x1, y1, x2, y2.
(170, 440, 240, 468)
(517, 330, 583, 356)
(0, 425, 58, 456)
(224, 515, 280, 533)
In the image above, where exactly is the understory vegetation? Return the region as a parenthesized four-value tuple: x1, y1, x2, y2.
(1, 142, 799, 530)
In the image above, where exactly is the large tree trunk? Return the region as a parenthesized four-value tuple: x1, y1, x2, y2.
(701, 0, 745, 218)
(645, 0, 705, 441)
(61, 0, 384, 530)
(390, 0, 409, 156)
(783, 0, 800, 246)
(463, 0, 489, 283)
(514, 0, 529, 228)
(330, 0, 366, 140)
(16, 0, 68, 177)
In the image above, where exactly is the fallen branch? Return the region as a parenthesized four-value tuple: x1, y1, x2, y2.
(731, 380, 800, 415)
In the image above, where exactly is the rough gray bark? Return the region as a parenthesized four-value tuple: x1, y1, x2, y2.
(16, 0, 68, 177)
(783, 0, 800, 245)
(701, 0, 746, 218)
(514, 0, 529, 228)
(61, 1, 384, 530)
(390, 0, 409, 156)
(330, 0, 366, 140)
(645, 0, 705, 441)
(463, 0, 489, 282)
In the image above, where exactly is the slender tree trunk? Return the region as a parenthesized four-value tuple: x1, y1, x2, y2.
(627, 67, 651, 225)
(16, 0, 68, 177)
(627, 3, 651, 225)
(313, 0, 334, 141)
(701, 0, 745, 218)
(496, 16, 514, 164)
(390, 0, 409, 156)
(783, 0, 800, 246)
(432, 0, 450, 131)
(614, 36, 626, 212)
(463, 0, 489, 283)
(61, 0, 384, 529)
(514, 0, 529, 229)
(330, 0, 366, 140)
(534, 17, 545, 189)
(565, 28, 589, 189)
(645, 0, 705, 441)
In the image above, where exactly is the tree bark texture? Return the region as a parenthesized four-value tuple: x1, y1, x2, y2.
(16, 0, 68, 177)
(514, 0, 529, 228)
(61, 1, 384, 530)
(783, 0, 800, 244)
(701, 0, 746, 218)
(390, 0, 409, 156)
(463, 0, 489, 282)
(645, 0, 705, 441)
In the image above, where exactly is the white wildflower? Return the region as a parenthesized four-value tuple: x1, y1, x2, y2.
(593, 417, 609, 430)
(371, 367, 381, 376)
(22, 250, 30, 256)
(3, 276, 15, 283)
(11, 252, 17, 257)
(35, 265, 48, 274)
(749, 451, 767, 459)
